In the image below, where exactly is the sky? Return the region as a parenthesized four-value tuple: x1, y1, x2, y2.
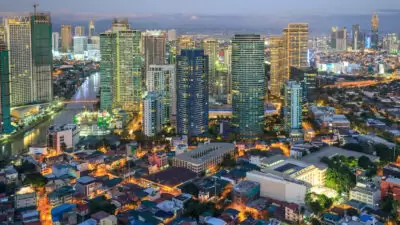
(1, 0, 400, 33)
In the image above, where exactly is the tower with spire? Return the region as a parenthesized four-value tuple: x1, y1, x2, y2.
(371, 13, 379, 49)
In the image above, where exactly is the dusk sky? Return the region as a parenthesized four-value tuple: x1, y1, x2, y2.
(1, 0, 400, 33)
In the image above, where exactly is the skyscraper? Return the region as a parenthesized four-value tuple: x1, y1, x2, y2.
(269, 36, 285, 97)
(330, 27, 337, 49)
(147, 65, 176, 125)
(335, 27, 347, 51)
(144, 30, 166, 73)
(177, 37, 195, 54)
(74, 26, 85, 36)
(61, 24, 72, 52)
(352, 24, 360, 50)
(52, 32, 59, 53)
(143, 92, 163, 137)
(73, 36, 88, 57)
(284, 81, 302, 133)
(88, 20, 95, 37)
(167, 29, 177, 42)
(100, 22, 142, 112)
(232, 34, 265, 138)
(4, 13, 53, 106)
(283, 23, 309, 80)
(202, 38, 218, 97)
(176, 49, 208, 136)
(371, 13, 379, 49)
(111, 18, 130, 32)
(224, 45, 232, 103)
(0, 33, 12, 133)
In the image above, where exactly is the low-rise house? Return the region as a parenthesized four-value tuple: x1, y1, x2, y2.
(48, 186, 75, 207)
(91, 211, 117, 225)
(349, 182, 381, 207)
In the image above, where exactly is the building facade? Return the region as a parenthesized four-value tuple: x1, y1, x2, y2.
(48, 124, 80, 153)
(284, 81, 303, 132)
(0, 41, 12, 133)
(61, 24, 72, 52)
(144, 30, 166, 74)
(52, 32, 59, 53)
(143, 92, 163, 137)
(74, 26, 85, 36)
(202, 38, 218, 97)
(176, 49, 209, 136)
(88, 20, 95, 37)
(269, 36, 285, 97)
(232, 34, 265, 138)
(177, 37, 195, 54)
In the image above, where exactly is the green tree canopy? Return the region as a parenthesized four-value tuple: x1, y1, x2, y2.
(23, 173, 48, 188)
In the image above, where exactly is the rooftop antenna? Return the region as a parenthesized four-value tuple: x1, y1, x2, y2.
(33, 4, 39, 15)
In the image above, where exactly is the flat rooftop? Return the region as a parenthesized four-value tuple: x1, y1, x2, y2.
(143, 167, 197, 187)
(174, 143, 235, 165)
(301, 146, 379, 169)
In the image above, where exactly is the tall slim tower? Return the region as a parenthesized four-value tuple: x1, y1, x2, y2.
(283, 24, 309, 81)
(371, 13, 379, 49)
(176, 49, 208, 136)
(335, 27, 347, 51)
(269, 36, 284, 97)
(232, 34, 265, 138)
(88, 20, 95, 37)
(52, 32, 59, 53)
(177, 37, 195, 54)
(224, 45, 232, 103)
(284, 80, 302, 133)
(61, 24, 72, 52)
(0, 28, 12, 133)
(143, 92, 163, 137)
(352, 24, 360, 50)
(202, 38, 218, 98)
(100, 26, 142, 112)
(74, 26, 85, 36)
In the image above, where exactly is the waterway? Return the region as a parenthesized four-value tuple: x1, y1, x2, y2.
(0, 72, 100, 158)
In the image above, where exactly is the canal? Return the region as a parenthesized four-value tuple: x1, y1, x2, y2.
(0, 72, 100, 157)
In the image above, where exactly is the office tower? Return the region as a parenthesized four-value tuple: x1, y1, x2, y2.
(202, 38, 218, 97)
(290, 67, 317, 102)
(144, 30, 166, 73)
(176, 49, 208, 136)
(335, 27, 347, 51)
(224, 45, 232, 103)
(143, 92, 163, 137)
(52, 32, 59, 53)
(167, 29, 177, 42)
(73, 36, 88, 57)
(147, 65, 176, 125)
(0, 35, 12, 133)
(269, 36, 285, 97)
(177, 37, 194, 54)
(167, 42, 177, 64)
(100, 25, 142, 112)
(383, 34, 399, 53)
(352, 24, 360, 50)
(284, 81, 302, 133)
(232, 34, 265, 138)
(215, 67, 228, 103)
(283, 23, 309, 81)
(4, 13, 53, 106)
(74, 26, 85, 36)
(88, 20, 95, 37)
(371, 13, 379, 49)
(330, 27, 337, 49)
(61, 24, 72, 52)
(111, 18, 130, 32)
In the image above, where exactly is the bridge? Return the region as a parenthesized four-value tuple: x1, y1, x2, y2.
(63, 99, 99, 104)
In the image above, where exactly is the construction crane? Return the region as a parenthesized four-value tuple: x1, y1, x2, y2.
(33, 4, 39, 15)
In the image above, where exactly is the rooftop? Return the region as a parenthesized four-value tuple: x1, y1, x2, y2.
(174, 143, 235, 165)
(144, 167, 197, 187)
(77, 176, 96, 184)
(234, 180, 260, 193)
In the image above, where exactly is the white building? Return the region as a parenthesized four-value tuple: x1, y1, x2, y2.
(52, 32, 59, 53)
(349, 182, 381, 206)
(73, 36, 88, 59)
(15, 186, 37, 209)
(48, 124, 80, 153)
(143, 92, 163, 137)
(246, 171, 307, 204)
(146, 64, 176, 125)
(167, 29, 177, 42)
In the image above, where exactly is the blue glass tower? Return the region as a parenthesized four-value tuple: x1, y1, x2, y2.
(176, 49, 209, 136)
(0, 48, 13, 133)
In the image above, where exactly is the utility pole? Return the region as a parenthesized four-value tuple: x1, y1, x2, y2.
(33, 4, 39, 15)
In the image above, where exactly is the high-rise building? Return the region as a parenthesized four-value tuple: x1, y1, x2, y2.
(283, 23, 309, 80)
(74, 26, 85, 36)
(5, 13, 53, 106)
(167, 29, 177, 42)
(224, 45, 232, 103)
(111, 18, 130, 32)
(383, 33, 399, 54)
(73, 36, 88, 57)
(146, 65, 176, 125)
(143, 92, 163, 137)
(0, 35, 12, 133)
(177, 37, 194, 54)
(61, 24, 72, 52)
(100, 23, 142, 112)
(202, 38, 218, 97)
(88, 20, 95, 37)
(52, 32, 59, 53)
(232, 34, 265, 138)
(290, 67, 317, 103)
(144, 30, 166, 73)
(352, 24, 360, 50)
(371, 13, 379, 49)
(176, 49, 208, 136)
(284, 81, 302, 133)
(330, 27, 337, 49)
(335, 27, 347, 51)
(269, 36, 285, 97)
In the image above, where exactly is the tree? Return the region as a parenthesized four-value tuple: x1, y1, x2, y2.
(180, 183, 200, 197)
(374, 144, 394, 162)
(310, 218, 322, 225)
(61, 142, 68, 152)
(358, 156, 374, 170)
(16, 161, 37, 174)
(88, 196, 116, 215)
(309, 201, 323, 215)
(23, 173, 48, 188)
(218, 154, 236, 169)
(343, 143, 364, 153)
